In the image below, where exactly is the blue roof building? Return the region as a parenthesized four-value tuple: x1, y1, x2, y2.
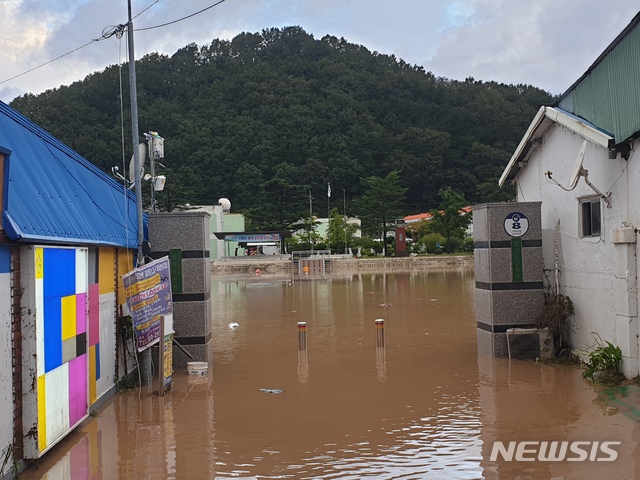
(0, 99, 146, 466)
(0, 100, 143, 248)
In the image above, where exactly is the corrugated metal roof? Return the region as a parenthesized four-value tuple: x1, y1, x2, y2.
(0, 101, 143, 248)
(499, 106, 614, 187)
(557, 11, 640, 144)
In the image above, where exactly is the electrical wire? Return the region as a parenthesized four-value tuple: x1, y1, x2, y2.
(135, 0, 227, 32)
(133, 0, 160, 21)
(605, 146, 635, 193)
(0, 39, 102, 86)
(0, 0, 227, 87)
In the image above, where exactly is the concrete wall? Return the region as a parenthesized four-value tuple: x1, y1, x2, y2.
(211, 255, 473, 276)
(515, 123, 640, 377)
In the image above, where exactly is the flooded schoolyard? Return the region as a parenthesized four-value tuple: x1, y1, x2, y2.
(20, 269, 640, 479)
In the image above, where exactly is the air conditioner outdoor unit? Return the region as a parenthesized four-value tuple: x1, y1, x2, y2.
(506, 328, 554, 360)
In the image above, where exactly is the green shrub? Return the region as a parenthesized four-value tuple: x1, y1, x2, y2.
(582, 335, 623, 385)
(447, 236, 464, 253)
(462, 237, 475, 252)
(421, 233, 446, 254)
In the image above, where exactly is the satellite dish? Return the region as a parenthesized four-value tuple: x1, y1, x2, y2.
(568, 140, 587, 189)
(219, 198, 231, 212)
(545, 139, 611, 208)
(129, 143, 147, 181)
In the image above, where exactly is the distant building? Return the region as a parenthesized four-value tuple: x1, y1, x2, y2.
(313, 217, 362, 239)
(189, 199, 246, 259)
(404, 206, 473, 238)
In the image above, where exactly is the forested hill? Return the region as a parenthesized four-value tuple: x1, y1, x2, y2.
(10, 26, 554, 230)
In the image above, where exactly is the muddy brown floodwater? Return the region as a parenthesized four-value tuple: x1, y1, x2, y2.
(20, 269, 640, 479)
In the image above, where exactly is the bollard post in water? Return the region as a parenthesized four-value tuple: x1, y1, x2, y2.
(297, 322, 307, 350)
(375, 318, 385, 347)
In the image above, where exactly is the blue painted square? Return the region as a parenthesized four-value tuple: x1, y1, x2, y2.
(0, 245, 9, 274)
(44, 297, 62, 372)
(95, 343, 100, 380)
(44, 248, 75, 298)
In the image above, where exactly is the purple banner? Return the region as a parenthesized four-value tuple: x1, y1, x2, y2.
(122, 256, 173, 352)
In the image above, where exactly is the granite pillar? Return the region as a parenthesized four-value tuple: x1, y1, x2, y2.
(473, 202, 544, 357)
(148, 212, 211, 368)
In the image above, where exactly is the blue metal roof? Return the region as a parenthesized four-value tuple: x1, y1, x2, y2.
(0, 101, 143, 248)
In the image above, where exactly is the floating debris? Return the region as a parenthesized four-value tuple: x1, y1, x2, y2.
(228, 322, 240, 329)
(378, 303, 393, 307)
(260, 388, 284, 394)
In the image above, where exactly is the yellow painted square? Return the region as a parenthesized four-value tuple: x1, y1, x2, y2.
(89, 345, 97, 404)
(98, 248, 115, 295)
(117, 248, 135, 304)
(37, 375, 46, 453)
(61, 295, 77, 340)
(35, 247, 43, 279)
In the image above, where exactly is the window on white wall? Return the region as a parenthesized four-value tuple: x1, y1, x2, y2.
(580, 197, 601, 237)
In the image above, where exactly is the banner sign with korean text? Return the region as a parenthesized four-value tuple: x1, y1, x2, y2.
(225, 233, 280, 242)
(122, 256, 173, 352)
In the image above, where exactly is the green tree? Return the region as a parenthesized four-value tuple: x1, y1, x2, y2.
(289, 215, 322, 250)
(8, 26, 554, 213)
(327, 208, 358, 253)
(355, 171, 407, 256)
(428, 187, 471, 253)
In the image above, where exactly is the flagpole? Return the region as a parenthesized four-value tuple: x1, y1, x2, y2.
(309, 191, 314, 253)
(327, 182, 331, 224)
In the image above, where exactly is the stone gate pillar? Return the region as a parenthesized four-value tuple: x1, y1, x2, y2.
(473, 202, 544, 357)
(148, 211, 211, 367)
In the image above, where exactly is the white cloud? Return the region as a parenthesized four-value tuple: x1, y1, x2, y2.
(0, 0, 638, 102)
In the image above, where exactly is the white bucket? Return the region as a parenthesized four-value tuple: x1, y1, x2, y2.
(187, 361, 208, 376)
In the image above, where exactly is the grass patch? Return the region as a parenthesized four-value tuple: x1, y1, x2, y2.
(539, 353, 581, 367)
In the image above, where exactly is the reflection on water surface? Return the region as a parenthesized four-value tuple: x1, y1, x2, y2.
(20, 270, 640, 479)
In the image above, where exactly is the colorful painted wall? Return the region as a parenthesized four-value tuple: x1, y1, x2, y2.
(20, 245, 134, 459)
(20, 246, 89, 458)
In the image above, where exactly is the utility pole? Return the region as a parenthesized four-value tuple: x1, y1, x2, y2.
(127, 0, 144, 266)
(127, 0, 153, 388)
(344, 188, 347, 254)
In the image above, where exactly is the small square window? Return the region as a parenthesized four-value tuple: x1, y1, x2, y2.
(581, 198, 601, 237)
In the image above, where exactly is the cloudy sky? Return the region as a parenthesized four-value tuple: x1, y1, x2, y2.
(1, 1, 638, 103)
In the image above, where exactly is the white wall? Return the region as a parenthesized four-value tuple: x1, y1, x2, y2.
(97, 293, 117, 400)
(0, 245, 14, 473)
(189, 205, 224, 259)
(516, 124, 640, 377)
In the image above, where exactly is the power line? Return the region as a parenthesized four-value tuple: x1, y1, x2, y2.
(0, 39, 102, 86)
(0, 0, 227, 88)
(135, 0, 226, 31)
